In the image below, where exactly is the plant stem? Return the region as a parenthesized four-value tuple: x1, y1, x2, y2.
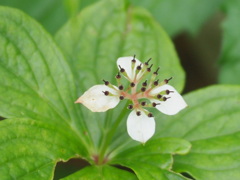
(98, 102, 128, 164)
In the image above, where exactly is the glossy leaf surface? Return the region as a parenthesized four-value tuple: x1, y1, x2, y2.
(157, 85, 240, 179)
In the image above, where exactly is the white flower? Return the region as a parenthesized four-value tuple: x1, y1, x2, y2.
(76, 56, 187, 143)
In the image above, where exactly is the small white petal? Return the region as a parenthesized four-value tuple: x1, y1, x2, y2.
(75, 85, 120, 112)
(150, 84, 187, 115)
(117, 56, 141, 81)
(127, 110, 155, 143)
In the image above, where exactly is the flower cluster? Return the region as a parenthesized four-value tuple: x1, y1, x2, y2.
(75, 56, 187, 143)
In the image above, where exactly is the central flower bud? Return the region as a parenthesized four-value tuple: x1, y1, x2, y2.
(102, 55, 173, 117)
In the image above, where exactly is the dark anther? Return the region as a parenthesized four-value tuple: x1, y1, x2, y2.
(147, 64, 153, 72)
(142, 80, 147, 86)
(119, 65, 125, 73)
(130, 82, 135, 87)
(136, 111, 141, 116)
(102, 91, 109, 96)
(145, 58, 152, 66)
(157, 94, 162, 99)
(103, 79, 109, 85)
(153, 67, 160, 75)
(132, 54, 136, 63)
(119, 85, 124, 90)
(153, 79, 159, 86)
(152, 102, 160, 107)
(128, 104, 133, 109)
(141, 87, 146, 92)
(148, 113, 154, 117)
(141, 101, 146, 106)
(164, 77, 173, 83)
(116, 72, 121, 79)
(137, 64, 142, 71)
(163, 97, 170, 101)
(119, 96, 124, 100)
(166, 90, 174, 94)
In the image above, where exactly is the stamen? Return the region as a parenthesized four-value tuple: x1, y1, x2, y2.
(132, 54, 136, 63)
(103, 79, 109, 85)
(130, 82, 135, 87)
(148, 113, 154, 117)
(152, 102, 160, 107)
(102, 91, 109, 96)
(119, 65, 125, 73)
(153, 67, 160, 75)
(166, 90, 174, 95)
(142, 80, 147, 86)
(128, 104, 133, 109)
(145, 58, 152, 66)
(115, 72, 121, 79)
(119, 85, 124, 90)
(163, 97, 170, 101)
(141, 101, 146, 106)
(141, 87, 146, 92)
(119, 96, 124, 100)
(136, 111, 141, 116)
(137, 64, 142, 71)
(157, 94, 162, 99)
(147, 64, 153, 72)
(153, 79, 159, 86)
(164, 77, 173, 84)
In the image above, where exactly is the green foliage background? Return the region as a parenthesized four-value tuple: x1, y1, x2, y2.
(0, 0, 240, 179)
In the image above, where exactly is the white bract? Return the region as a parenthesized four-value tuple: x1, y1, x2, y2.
(76, 56, 187, 143)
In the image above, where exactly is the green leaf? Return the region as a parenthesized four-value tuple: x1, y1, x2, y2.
(0, 0, 69, 34)
(156, 85, 240, 179)
(0, 119, 81, 180)
(0, 0, 100, 34)
(0, 6, 90, 155)
(219, 0, 240, 84)
(174, 132, 240, 180)
(63, 165, 137, 180)
(111, 138, 191, 180)
(55, 0, 185, 93)
(129, 0, 225, 36)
